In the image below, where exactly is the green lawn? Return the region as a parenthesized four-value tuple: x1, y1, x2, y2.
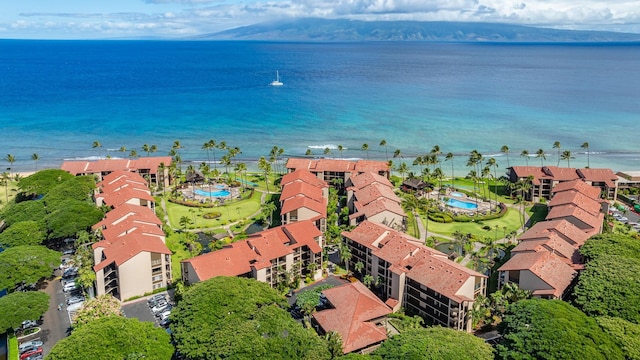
(424, 207, 522, 240)
(165, 188, 263, 230)
(446, 177, 516, 205)
(166, 232, 192, 280)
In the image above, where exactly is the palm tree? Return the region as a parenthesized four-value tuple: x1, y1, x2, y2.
(486, 157, 498, 209)
(363, 274, 374, 288)
(1, 172, 10, 204)
(361, 143, 369, 160)
(431, 145, 442, 180)
(149, 144, 157, 156)
(560, 150, 575, 167)
(500, 145, 510, 168)
(354, 261, 364, 275)
(4, 154, 15, 175)
(179, 216, 192, 231)
(129, 150, 138, 158)
(337, 145, 344, 158)
(172, 140, 182, 171)
(324, 147, 331, 156)
(305, 149, 312, 156)
(119, 146, 127, 154)
(258, 156, 272, 193)
(340, 245, 352, 274)
(261, 201, 277, 226)
(393, 149, 402, 160)
(92, 140, 102, 155)
(236, 162, 247, 192)
(520, 150, 529, 166)
(581, 142, 590, 168)
(535, 149, 546, 166)
(396, 162, 409, 181)
(31, 153, 39, 172)
(553, 141, 561, 166)
(413, 156, 424, 178)
(142, 144, 151, 157)
(379, 139, 388, 161)
(445, 152, 455, 188)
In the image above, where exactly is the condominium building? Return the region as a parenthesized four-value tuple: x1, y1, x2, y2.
(345, 172, 406, 229)
(506, 166, 618, 201)
(181, 220, 323, 287)
(90, 171, 172, 300)
(498, 179, 605, 299)
(280, 169, 329, 232)
(62, 156, 172, 187)
(286, 158, 390, 188)
(342, 221, 486, 332)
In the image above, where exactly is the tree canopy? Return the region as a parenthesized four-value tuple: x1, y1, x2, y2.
(0, 220, 46, 247)
(47, 316, 173, 360)
(171, 276, 330, 360)
(16, 169, 74, 195)
(572, 233, 640, 323)
(42, 176, 95, 208)
(0, 291, 49, 332)
(0, 245, 60, 290)
(73, 294, 123, 328)
(44, 200, 103, 240)
(597, 316, 640, 360)
(496, 299, 623, 360)
(371, 327, 493, 360)
(0, 200, 47, 227)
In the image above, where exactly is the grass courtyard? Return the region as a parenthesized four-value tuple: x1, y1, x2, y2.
(423, 207, 523, 240)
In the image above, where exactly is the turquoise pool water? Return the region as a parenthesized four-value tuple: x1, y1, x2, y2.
(446, 198, 478, 210)
(194, 189, 231, 197)
(450, 192, 464, 197)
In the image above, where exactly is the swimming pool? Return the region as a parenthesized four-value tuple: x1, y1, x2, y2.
(446, 198, 478, 210)
(194, 189, 231, 197)
(450, 192, 464, 197)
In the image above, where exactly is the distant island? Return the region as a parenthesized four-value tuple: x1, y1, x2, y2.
(194, 18, 640, 42)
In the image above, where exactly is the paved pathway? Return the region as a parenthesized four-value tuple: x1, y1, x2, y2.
(36, 273, 71, 356)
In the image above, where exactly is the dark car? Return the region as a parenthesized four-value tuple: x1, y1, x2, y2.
(160, 318, 171, 328)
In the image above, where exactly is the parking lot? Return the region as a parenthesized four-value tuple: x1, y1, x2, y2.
(121, 291, 174, 329)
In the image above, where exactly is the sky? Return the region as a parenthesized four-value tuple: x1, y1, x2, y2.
(1, 0, 639, 39)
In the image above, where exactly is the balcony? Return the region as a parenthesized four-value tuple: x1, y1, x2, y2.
(104, 267, 117, 277)
(151, 259, 162, 266)
(105, 277, 118, 288)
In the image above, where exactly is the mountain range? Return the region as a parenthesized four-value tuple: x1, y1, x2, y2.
(195, 18, 640, 42)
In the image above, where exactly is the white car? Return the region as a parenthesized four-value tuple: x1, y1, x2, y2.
(63, 282, 77, 292)
(618, 217, 629, 222)
(160, 310, 171, 321)
(19, 339, 43, 353)
(151, 302, 168, 314)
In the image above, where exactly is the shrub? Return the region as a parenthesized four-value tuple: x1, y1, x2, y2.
(203, 211, 222, 219)
(167, 198, 216, 208)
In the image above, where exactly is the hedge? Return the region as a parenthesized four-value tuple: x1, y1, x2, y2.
(167, 198, 217, 208)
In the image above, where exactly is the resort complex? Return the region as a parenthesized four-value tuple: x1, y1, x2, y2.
(61, 156, 172, 187)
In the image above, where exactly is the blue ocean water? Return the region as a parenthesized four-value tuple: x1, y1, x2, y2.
(0, 40, 639, 173)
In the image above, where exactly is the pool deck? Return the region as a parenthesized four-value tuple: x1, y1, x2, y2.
(180, 184, 240, 203)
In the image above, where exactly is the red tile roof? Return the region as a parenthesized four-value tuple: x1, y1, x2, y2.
(551, 179, 601, 200)
(280, 196, 327, 217)
(100, 170, 147, 186)
(546, 204, 604, 231)
(519, 219, 589, 247)
(100, 218, 165, 240)
(548, 190, 602, 216)
(286, 158, 389, 174)
(182, 221, 322, 281)
(280, 169, 327, 188)
(498, 251, 577, 298)
(509, 166, 549, 185)
(343, 221, 484, 302)
(280, 181, 325, 203)
(348, 172, 393, 189)
(93, 203, 162, 229)
(351, 197, 406, 219)
(93, 232, 171, 271)
(96, 187, 155, 208)
(512, 232, 580, 263)
(350, 183, 398, 206)
(313, 282, 391, 354)
(577, 168, 618, 188)
(61, 156, 172, 176)
(544, 166, 581, 181)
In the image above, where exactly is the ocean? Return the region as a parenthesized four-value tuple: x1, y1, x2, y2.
(0, 40, 639, 174)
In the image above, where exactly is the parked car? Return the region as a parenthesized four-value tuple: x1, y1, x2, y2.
(20, 347, 43, 360)
(160, 310, 171, 321)
(154, 304, 172, 316)
(67, 296, 85, 305)
(151, 302, 168, 314)
(159, 318, 171, 328)
(21, 320, 38, 329)
(19, 340, 43, 353)
(63, 282, 77, 292)
(148, 294, 166, 305)
(62, 249, 75, 256)
(618, 217, 629, 222)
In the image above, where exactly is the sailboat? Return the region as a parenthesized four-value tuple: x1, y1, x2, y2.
(270, 71, 283, 86)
